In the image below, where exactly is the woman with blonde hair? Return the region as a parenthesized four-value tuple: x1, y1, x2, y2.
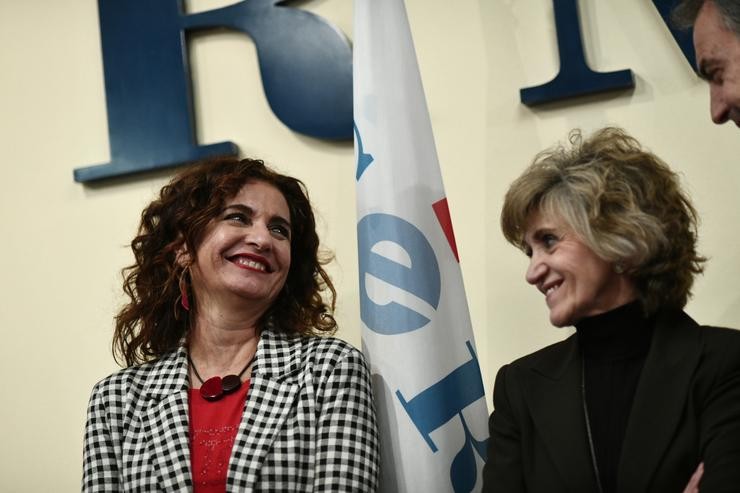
(483, 128, 740, 492)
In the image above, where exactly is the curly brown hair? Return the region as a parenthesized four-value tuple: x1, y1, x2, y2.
(501, 127, 706, 315)
(113, 157, 337, 366)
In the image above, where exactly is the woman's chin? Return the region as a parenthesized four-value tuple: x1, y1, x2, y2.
(548, 312, 573, 328)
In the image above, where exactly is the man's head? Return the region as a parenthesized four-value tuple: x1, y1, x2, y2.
(675, 0, 740, 126)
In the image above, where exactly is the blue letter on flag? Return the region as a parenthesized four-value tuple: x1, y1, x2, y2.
(358, 213, 441, 335)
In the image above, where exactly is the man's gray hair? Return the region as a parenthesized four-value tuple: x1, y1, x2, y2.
(673, 0, 740, 35)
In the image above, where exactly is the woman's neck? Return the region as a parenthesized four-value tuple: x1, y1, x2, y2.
(187, 308, 262, 380)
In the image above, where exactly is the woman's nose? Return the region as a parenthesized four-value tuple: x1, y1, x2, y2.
(246, 223, 271, 250)
(525, 254, 546, 285)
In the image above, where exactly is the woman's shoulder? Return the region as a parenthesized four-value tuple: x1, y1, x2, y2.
(261, 330, 367, 373)
(700, 324, 740, 342)
(263, 327, 359, 350)
(698, 324, 740, 368)
(655, 310, 740, 378)
(664, 309, 740, 356)
(89, 348, 183, 398)
(303, 333, 362, 359)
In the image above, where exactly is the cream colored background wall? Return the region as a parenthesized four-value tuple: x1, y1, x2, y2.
(1, 0, 738, 490)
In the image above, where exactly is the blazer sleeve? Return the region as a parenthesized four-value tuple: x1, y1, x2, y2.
(82, 379, 120, 492)
(482, 364, 526, 492)
(314, 345, 380, 492)
(697, 329, 740, 492)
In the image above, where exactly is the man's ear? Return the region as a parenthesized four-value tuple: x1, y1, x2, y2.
(175, 240, 192, 268)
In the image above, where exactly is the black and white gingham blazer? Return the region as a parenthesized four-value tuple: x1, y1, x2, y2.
(82, 329, 379, 492)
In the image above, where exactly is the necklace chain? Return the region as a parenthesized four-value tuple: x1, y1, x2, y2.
(188, 353, 256, 385)
(582, 356, 605, 493)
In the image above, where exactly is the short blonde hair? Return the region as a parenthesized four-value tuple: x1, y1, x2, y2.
(501, 127, 705, 314)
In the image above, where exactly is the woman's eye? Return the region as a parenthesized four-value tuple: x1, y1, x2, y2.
(270, 224, 291, 240)
(225, 212, 248, 224)
(542, 234, 558, 248)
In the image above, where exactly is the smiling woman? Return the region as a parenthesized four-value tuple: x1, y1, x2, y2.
(184, 181, 293, 315)
(520, 211, 636, 328)
(482, 128, 740, 493)
(82, 157, 379, 492)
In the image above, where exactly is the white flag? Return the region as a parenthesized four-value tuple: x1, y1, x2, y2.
(353, 1, 489, 492)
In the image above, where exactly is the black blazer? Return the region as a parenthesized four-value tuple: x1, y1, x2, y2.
(482, 310, 740, 493)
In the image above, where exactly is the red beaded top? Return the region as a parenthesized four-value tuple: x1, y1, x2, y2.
(188, 380, 250, 492)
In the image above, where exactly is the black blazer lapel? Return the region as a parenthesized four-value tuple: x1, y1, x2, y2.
(618, 311, 702, 493)
(525, 335, 600, 492)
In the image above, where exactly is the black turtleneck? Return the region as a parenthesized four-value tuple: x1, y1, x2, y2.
(575, 301, 654, 493)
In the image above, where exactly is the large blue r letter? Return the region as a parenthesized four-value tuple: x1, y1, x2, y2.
(75, 0, 352, 182)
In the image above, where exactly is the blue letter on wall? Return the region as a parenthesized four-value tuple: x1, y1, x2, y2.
(75, 0, 352, 182)
(520, 0, 634, 106)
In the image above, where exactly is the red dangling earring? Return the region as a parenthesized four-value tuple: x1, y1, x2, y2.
(179, 269, 190, 311)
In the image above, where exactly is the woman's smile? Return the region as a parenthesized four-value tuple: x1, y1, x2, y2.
(228, 253, 272, 273)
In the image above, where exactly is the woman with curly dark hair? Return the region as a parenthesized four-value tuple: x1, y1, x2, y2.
(482, 128, 740, 493)
(82, 157, 379, 492)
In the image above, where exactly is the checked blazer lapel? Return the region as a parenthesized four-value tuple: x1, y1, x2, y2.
(524, 335, 600, 493)
(617, 311, 702, 493)
(140, 347, 193, 491)
(227, 330, 302, 491)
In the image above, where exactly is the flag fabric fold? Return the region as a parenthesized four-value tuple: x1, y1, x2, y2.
(353, 1, 489, 491)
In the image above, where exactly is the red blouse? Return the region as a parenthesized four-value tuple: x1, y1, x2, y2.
(188, 381, 250, 493)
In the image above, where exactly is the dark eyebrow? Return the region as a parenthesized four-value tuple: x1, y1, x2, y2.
(223, 204, 254, 216)
(531, 227, 556, 241)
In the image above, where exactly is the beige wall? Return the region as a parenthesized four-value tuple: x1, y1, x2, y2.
(1, 0, 738, 490)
